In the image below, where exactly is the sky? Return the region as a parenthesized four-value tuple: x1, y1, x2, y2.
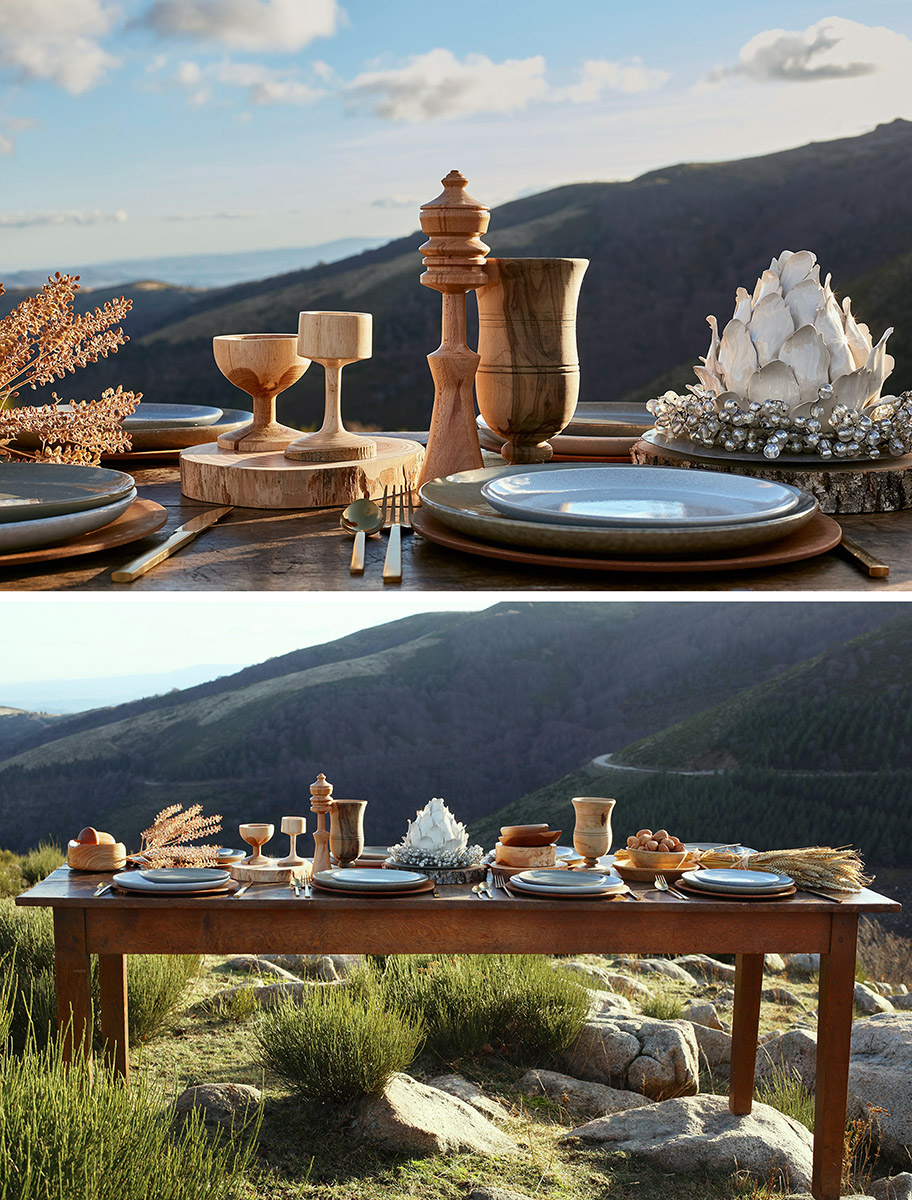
(2, 2, 912, 272)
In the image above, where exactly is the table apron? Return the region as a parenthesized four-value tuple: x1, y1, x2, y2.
(84, 906, 837, 956)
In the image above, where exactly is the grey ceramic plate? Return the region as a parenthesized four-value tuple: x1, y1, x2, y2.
(127, 408, 253, 452)
(681, 869, 793, 893)
(419, 466, 818, 557)
(313, 868, 427, 891)
(0, 488, 136, 553)
(476, 417, 637, 459)
(114, 869, 229, 894)
(564, 403, 653, 436)
(139, 868, 229, 885)
(508, 877, 628, 899)
(639, 428, 901, 467)
(481, 466, 801, 529)
(0, 462, 135, 524)
(123, 404, 223, 429)
(515, 869, 618, 888)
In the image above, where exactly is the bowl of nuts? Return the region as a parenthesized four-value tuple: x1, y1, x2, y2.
(625, 828, 688, 869)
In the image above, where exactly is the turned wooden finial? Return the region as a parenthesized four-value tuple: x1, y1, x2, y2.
(310, 773, 334, 875)
(416, 170, 491, 489)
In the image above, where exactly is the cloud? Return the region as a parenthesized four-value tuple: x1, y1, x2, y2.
(137, 0, 341, 52)
(345, 48, 549, 121)
(216, 61, 324, 105)
(0, 135, 13, 156)
(559, 57, 670, 102)
(370, 195, 417, 208)
(160, 210, 253, 221)
(0, 0, 121, 93)
(704, 17, 912, 87)
(0, 210, 128, 228)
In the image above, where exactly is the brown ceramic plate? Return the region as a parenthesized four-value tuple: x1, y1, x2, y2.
(0, 498, 167, 568)
(499, 829, 562, 847)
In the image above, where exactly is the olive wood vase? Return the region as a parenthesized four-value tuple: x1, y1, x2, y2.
(571, 796, 615, 870)
(329, 800, 367, 870)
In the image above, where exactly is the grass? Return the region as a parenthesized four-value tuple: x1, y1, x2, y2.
(641, 983, 685, 1021)
(754, 1065, 815, 1131)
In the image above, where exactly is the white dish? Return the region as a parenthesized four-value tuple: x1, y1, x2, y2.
(114, 869, 230, 894)
(508, 876, 627, 899)
(313, 868, 427, 891)
(481, 467, 801, 529)
(681, 869, 793, 893)
(514, 869, 620, 888)
(0, 488, 136, 553)
(0, 462, 135, 524)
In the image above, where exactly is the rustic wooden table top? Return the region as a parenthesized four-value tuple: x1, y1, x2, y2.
(1, 461, 909, 591)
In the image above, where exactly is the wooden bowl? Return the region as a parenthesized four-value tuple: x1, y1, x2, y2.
(626, 847, 688, 870)
(67, 840, 127, 872)
(499, 828, 562, 847)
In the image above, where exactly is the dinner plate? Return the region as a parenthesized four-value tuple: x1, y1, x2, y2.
(681, 868, 794, 893)
(123, 404, 223, 429)
(311, 878, 435, 899)
(514, 869, 619, 888)
(564, 403, 653, 436)
(0, 488, 137, 553)
(674, 878, 797, 901)
(419, 466, 819, 556)
(313, 868, 427, 891)
(481, 467, 801, 530)
(114, 869, 232, 894)
(511, 877, 627, 896)
(115, 409, 254, 453)
(138, 868, 229, 886)
(0, 462, 135, 524)
(505, 879, 629, 900)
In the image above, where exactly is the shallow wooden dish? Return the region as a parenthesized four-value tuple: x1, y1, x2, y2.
(626, 847, 688, 869)
(499, 828, 562, 847)
(613, 859, 699, 883)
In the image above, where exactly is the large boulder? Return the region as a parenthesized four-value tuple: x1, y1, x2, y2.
(261, 953, 363, 981)
(762, 987, 805, 1008)
(175, 1083, 261, 1129)
(209, 979, 342, 1010)
(848, 1015, 912, 1166)
(559, 1015, 699, 1100)
(587, 989, 635, 1016)
(755, 1029, 818, 1092)
(356, 1074, 519, 1158)
(855, 983, 895, 1016)
(690, 1023, 733, 1070)
(563, 1094, 814, 1191)
(601, 972, 654, 1001)
(428, 1074, 509, 1120)
(785, 954, 820, 979)
(674, 955, 737, 983)
(684, 1002, 724, 1030)
(894, 995, 912, 1011)
(517, 1069, 652, 1119)
(620, 957, 697, 985)
(869, 1173, 912, 1199)
(216, 955, 303, 981)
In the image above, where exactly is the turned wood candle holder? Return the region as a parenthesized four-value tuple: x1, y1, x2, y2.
(475, 258, 588, 463)
(309, 773, 334, 876)
(284, 312, 376, 462)
(213, 334, 310, 452)
(571, 797, 615, 870)
(416, 170, 490, 488)
(329, 800, 367, 869)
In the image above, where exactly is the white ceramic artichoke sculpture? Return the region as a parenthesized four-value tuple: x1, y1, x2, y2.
(388, 797, 482, 868)
(649, 250, 912, 460)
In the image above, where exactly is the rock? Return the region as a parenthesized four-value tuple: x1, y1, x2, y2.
(559, 1015, 699, 1100)
(868, 982, 893, 996)
(587, 988, 634, 1016)
(898, 985, 909, 996)
(563, 1094, 813, 1191)
(466, 1188, 532, 1200)
(175, 1083, 261, 1129)
(517, 1069, 652, 1119)
(356, 1074, 518, 1158)
(765, 954, 787, 974)
(870, 1173, 912, 1199)
(602, 973, 654, 1001)
(210, 980, 342, 1010)
(690, 1023, 733, 1069)
(622, 957, 697, 985)
(855, 983, 895, 1015)
(849, 1015, 912, 1166)
(261, 953, 363, 981)
(785, 953, 820, 979)
(762, 987, 805, 1007)
(674, 955, 737, 983)
(217, 955, 303, 981)
(755, 1029, 818, 1092)
(717, 987, 735, 1003)
(893, 994, 912, 1011)
(428, 1075, 509, 1121)
(562, 961, 618, 990)
(684, 1002, 724, 1030)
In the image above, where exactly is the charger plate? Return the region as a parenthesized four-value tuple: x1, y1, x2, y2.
(504, 880, 629, 900)
(411, 507, 841, 573)
(0, 498, 167, 568)
(674, 879, 797, 901)
(0, 462, 135, 524)
(0, 489, 136, 553)
(311, 878, 435, 899)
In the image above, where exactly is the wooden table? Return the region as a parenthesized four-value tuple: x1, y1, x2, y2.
(0, 462, 910, 590)
(18, 869, 899, 1200)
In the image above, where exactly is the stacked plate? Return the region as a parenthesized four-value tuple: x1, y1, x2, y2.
(114, 403, 252, 454)
(0, 462, 138, 553)
(676, 868, 795, 900)
(418, 463, 818, 557)
(506, 869, 628, 900)
(113, 867, 234, 895)
(478, 403, 653, 462)
(312, 868, 434, 897)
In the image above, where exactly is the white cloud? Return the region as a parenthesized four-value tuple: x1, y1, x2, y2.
(0, 210, 128, 228)
(0, 0, 120, 93)
(559, 57, 670, 102)
(137, 0, 341, 52)
(345, 48, 549, 121)
(704, 17, 912, 87)
(0, 134, 14, 156)
(216, 61, 324, 105)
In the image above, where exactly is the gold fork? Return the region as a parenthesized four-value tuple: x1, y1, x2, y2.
(382, 485, 412, 584)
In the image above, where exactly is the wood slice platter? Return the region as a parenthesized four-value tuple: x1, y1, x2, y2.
(632, 439, 912, 514)
(228, 861, 307, 884)
(180, 439, 425, 509)
(0, 499, 167, 568)
(411, 508, 842, 573)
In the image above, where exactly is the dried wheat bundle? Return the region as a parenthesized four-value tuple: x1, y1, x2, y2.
(696, 845, 872, 893)
(139, 803, 222, 869)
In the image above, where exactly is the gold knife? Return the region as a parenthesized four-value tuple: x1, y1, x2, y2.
(838, 535, 889, 579)
(111, 507, 233, 582)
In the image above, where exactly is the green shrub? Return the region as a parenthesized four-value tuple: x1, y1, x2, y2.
(126, 954, 201, 1042)
(372, 954, 589, 1065)
(755, 1064, 815, 1131)
(18, 842, 65, 886)
(0, 1035, 256, 1200)
(257, 981, 423, 1105)
(0, 850, 24, 899)
(641, 984, 684, 1021)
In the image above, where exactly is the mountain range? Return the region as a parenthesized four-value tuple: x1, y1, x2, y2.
(4, 120, 911, 430)
(0, 602, 900, 858)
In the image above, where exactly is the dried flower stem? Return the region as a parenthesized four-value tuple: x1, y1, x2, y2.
(140, 803, 223, 869)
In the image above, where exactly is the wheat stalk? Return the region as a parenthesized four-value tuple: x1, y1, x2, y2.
(139, 804, 222, 869)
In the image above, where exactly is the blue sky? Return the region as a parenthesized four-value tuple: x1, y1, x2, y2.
(2, 2, 912, 271)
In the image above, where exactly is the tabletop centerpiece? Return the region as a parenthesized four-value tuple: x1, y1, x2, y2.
(386, 796, 486, 885)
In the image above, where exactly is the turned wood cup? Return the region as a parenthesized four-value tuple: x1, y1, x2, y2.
(239, 822, 275, 866)
(213, 334, 310, 452)
(278, 816, 307, 867)
(329, 800, 367, 869)
(285, 312, 376, 462)
(475, 258, 588, 463)
(571, 797, 615, 870)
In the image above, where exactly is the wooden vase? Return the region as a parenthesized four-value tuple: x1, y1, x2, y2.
(571, 797, 615, 870)
(329, 800, 367, 869)
(475, 258, 588, 463)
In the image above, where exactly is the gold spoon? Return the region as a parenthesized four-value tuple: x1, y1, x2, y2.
(341, 499, 383, 575)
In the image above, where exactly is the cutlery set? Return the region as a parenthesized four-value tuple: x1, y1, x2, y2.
(342, 485, 413, 581)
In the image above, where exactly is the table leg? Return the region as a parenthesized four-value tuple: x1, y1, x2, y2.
(98, 954, 129, 1081)
(729, 952, 764, 1114)
(812, 912, 858, 1200)
(53, 908, 92, 1074)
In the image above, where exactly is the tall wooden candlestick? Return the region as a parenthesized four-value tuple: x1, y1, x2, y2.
(416, 170, 490, 489)
(309, 773, 334, 876)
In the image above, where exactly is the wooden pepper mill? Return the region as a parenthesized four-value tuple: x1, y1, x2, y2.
(310, 773, 334, 876)
(416, 170, 490, 489)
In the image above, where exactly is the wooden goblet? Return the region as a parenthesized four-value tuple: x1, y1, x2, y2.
(278, 816, 307, 868)
(284, 312, 376, 462)
(239, 822, 275, 866)
(329, 800, 367, 869)
(571, 797, 615, 870)
(214, 334, 310, 453)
